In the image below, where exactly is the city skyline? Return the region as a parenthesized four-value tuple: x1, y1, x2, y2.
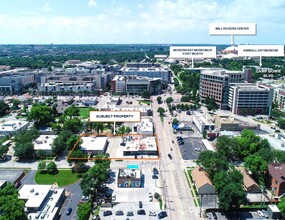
(0, 0, 284, 44)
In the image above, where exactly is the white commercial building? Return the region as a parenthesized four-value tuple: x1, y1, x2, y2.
(19, 184, 65, 220)
(228, 83, 274, 115)
(192, 114, 215, 133)
(80, 136, 108, 155)
(38, 82, 95, 93)
(122, 135, 158, 156)
(134, 118, 154, 135)
(0, 120, 29, 137)
(33, 135, 57, 155)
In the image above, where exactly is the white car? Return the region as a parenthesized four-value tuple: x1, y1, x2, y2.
(81, 195, 89, 201)
(257, 210, 264, 218)
(112, 195, 116, 201)
(149, 193, 153, 202)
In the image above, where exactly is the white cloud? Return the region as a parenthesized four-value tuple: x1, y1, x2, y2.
(138, 3, 144, 9)
(140, 12, 151, 20)
(88, 0, 97, 7)
(42, 3, 52, 12)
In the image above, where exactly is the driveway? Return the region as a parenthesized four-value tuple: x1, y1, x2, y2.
(20, 170, 36, 185)
(60, 181, 83, 220)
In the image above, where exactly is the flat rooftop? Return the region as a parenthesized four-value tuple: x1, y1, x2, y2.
(0, 169, 24, 183)
(33, 135, 57, 151)
(135, 118, 153, 133)
(0, 120, 29, 132)
(193, 114, 214, 125)
(124, 135, 157, 152)
(118, 168, 141, 179)
(80, 136, 108, 151)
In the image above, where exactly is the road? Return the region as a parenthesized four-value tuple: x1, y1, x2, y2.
(151, 94, 200, 219)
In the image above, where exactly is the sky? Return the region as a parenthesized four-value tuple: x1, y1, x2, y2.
(0, 0, 284, 44)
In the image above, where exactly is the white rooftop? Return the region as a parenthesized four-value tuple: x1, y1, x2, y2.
(193, 114, 214, 126)
(33, 135, 57, 151)
(0, 120, 28, 132)
(19, 185, 51, 208)
(80, 136, 108, 151)
(135, 118, 153, 133)
(19, 184, 65, 220)
(124, 136, 157, 152)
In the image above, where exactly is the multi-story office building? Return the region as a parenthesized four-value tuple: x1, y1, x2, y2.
(121, 63, 171, 82)
(199, 68, 252, 109)
(0, 74, 35, 94)
(111, 75, 162, 95)
(228, 83, 273, 114)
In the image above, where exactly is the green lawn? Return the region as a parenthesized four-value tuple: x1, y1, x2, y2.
(35, 169, 80, 187)
(138, 100, 152, 105)
(79, 108, 92, 119)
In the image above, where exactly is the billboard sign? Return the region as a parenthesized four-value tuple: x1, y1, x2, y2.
(238, 45, 284, 57)
(209, 23, 256, 35)
(90, 111, 141, 122)
(169, 46, 216, 58)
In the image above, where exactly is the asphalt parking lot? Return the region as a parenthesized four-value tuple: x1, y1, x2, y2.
(178, 137, 207, 160)
(97, 166, 167, 220)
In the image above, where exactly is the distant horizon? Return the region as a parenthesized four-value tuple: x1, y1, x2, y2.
(0, 1, 285, 44)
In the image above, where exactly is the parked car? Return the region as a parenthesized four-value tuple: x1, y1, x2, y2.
(126, 211, 134, 216)
(103, 211, 112, 216)
(149, 193, 153, 202)
(112, 195, 116, 201)
(153, 167, 159, 175)
(257, 210, 264, 218)
(81, 195, 89, 201)
(92, 215, 100, 220)
(66, 207, 72, 215)
(149, 211, 156, 216)
(262, 210, 269, 218)
(137, 209, 146, 215)
(158, 211, 167, 219)
(168, 154, 173, 159)
(139, 201, 143, 208)
(115, 210, 124, 216)
(152, 174, 159, 179)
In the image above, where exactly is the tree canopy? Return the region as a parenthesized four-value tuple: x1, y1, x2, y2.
(0, 100, 10, 117)
(28, 104, 53, 128)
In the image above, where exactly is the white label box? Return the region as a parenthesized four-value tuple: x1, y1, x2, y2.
(209, 23, 256, 35)
(169, 46, 216, 58)
(90, 111, 141, 122)
(238, 45, 284, 57)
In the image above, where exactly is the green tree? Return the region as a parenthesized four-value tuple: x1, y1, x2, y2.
(63, 118, 83, 133)
(68, 149, 88, 166)
(46, 161, 57, 174)
(278, 197, 285, 216)
(172, 118, 179, 125)
(77, 202, 92, 220)
(0, 183, 27, 220)
(28, 104, 53, 127)
(91, 122, 105, 134)
(141, 90, 150, 99)
(244, 154, 267, 185)
(117, 126, 132, 134)
(67, 135, 81, 150)
(52, 130, 73, 156)
(204, 96, 217, 111)
(37, 161, 46, 173)
(197, 150, 228, 179)
(216, 136, 238, 161)
(156, 96, 162, 104)
(157, 107, 165, 117)
(0, 100, 10, 117)
(14, 142, 34, 160)
(64, 105, 80, 117)
(0, 144, 9, 159)
(165, 97, 173, 104)
(278, 118, 285, 129)
(11, 99, 21, 110)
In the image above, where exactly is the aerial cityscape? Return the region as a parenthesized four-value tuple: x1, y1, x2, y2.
(1, 1, 285, 220)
